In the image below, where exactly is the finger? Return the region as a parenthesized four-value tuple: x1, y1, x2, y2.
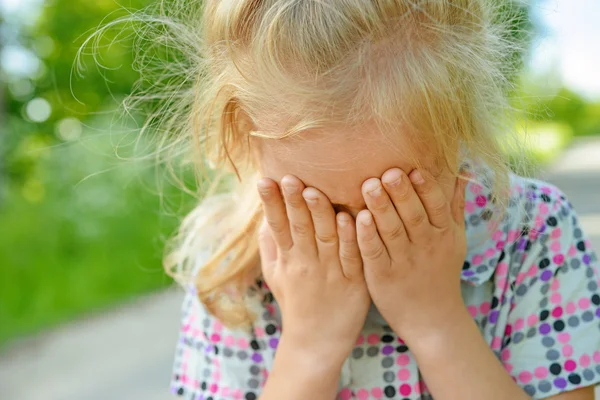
(302, 187, 339, 262)
(381, 168, 429, 242)
(336, 212, 363, 280)
(356, 210, 390, 267)
(451, 175, 468, 228)
(258, 178, 293, 251)
(362, 177, 408, 255)
(257, 217, 278, 278)
(409, 169, 452, 229)
(281, 175, 316, 255)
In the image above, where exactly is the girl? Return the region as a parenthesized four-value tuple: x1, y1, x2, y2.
(139, 0, 600, 399)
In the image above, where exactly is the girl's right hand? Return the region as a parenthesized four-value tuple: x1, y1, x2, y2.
(257, 174, 370, 365)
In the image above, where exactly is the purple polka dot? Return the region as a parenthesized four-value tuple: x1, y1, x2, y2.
(539, 323, 551, 335)
(382, 345, 394, 355)
(252, 353, 263, 363)
(595, 308, 600, 318)
(553, 377, 567, 389)
(541, 270, 553, 282)
(269, 338, 279, 349)
(583, 254, 591, 265)
(526, 191, 537, 201)
(170, 387, 178, 394)
(204, 344, 213, 354)
(489, 310, 499, 324)
(539, 225, 547, 233)
(199, 395, 206, 400)
(463, 270, 475, 277)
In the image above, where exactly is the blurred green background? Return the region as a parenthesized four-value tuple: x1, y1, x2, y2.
(1, 0, 599, 347)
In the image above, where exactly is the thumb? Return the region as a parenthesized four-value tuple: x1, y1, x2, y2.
(451, 176, 468, 227)
(258, 218, 278, 276)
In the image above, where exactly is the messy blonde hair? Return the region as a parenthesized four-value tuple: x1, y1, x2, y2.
(86, 0, 527, 326)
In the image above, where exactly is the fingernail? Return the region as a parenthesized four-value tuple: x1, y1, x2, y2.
(302, 191, 318, 205)
(257, 179, 271, 196)
(383, 169, 403, 187)
(365, 180, 382, 197)
(337, 213, 348, 227)
(410, 170, 425, 185)
(361, 211, 373, 225)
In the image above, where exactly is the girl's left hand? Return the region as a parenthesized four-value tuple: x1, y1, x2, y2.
(356, 167, 468, 343)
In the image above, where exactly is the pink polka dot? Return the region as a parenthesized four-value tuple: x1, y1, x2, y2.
(566, 302, 577, 315)
(550, 279, 561, 291)
(396, 354, 410, 366)
(527, 314, 538, 327)
(562, 345, 574, 357)
(475, 195, 487, 207)
(224, 335, 235, 346)
(550, 292, 562, 305)
(564, 359, 577, 372)
(479, 302, 491, 314)
(398, 368, 411, 381)
(519, 371, 532, 384)
(496, 278, 507, 289)
(467, 305, 478, 318)
(371, 387, 383, 399)
(496, 262, 508, 275)
(534, 366, 548, 379)
(539, 203, 549, 215)
(516, 273, 526, 285)
(580, 354, 591, 368)
(493, 230, 504, 241)
(504, 363, 513, 374)
(367, 334, 380, 345)
(413, 382, 422, 395)
(557, 332, 570, 344)
(338, 388, 352, 400)
(181, 375, 188, 384)
(357, 389, 369, 400)
(212, 321, 223, 332)
(465, 201, 476, 214)
(550, 241, 562, 253)
(507, 230, 518, 242)
(501, 348, 511, 361)
(399, 384, 412, 396)
(552, 306, 563, 318)
(221, 387, 230, 397)
(237, 338, 249, 349)
(232, 389, 243, 399)
(550, 227, 562, 238)
(356, 335, 364, 345)
(491, 336, 502, 350)
(553, 254, 565, 265)
(470, 183, 483, 194)
(209, 383, 218, 394)
(254, 327, 265, 337)
(514, 318, 525, 330)
(568, 245, 577, 257)
(472, 255, 484, 265)
(210, 333, 221, 343)
(579, 297, 591, 309)
(593, 351, 600, 363)
(527, 264, 538, 277)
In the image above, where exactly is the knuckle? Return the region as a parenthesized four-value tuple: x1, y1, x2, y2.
(316, 232, 338, 246)
(267, 219, 287, 235)
(291, 222, 311, 237)
(382, 224, 405, 241)
(362, 244, 386, 261)
(431, 201, 447, 217)
(406, 212, 427, 226)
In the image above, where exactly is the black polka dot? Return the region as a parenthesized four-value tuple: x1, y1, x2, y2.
(553, 320, 565, 332)
(176, 387, 184, 395)
(521, 226, 531, 236)
(245, 392, 257, 400)
(396, 345, 408, 353)
(201, 382, 207, 390)
(265, 324, 277, 335)
(207, 397, 214, 400)
(384, 386, 396, 398)
(491, 296, 499, 309)
(174, 374, 180, 381)
(250, 340, 260, 350)
(539, 258, 551, 269)
(592, 294, 600, 306)
(540, 310, 550, 321)
(547, 216, 558, 227)
(214, 346, 219, 355)
(577, 241, 586, 252)
(462, 261, 471, 270)
(550, 363, 562, 375)
(541, 194, 551, 203)
(381, 334, 394, 343)
(568, 373, 582, 385)
(263, 292, 274, 303)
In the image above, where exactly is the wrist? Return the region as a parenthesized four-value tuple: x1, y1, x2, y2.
(276, 333, 348, 373)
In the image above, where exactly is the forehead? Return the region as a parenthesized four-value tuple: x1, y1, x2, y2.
(251, 124, 424, 208)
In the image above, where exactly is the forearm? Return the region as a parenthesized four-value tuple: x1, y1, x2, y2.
(400, 308, 530, 400)
(260, 336, 343, 400)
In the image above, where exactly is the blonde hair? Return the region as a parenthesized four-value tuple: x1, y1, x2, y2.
(86, 0, 528, 326)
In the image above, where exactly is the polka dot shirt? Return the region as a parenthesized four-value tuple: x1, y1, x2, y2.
(170, 173, 600, 399)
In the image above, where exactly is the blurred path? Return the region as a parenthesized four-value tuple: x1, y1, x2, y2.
(0, 138, 599, 400)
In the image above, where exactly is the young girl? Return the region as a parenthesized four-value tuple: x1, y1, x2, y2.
(144, 0, 600, 399)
